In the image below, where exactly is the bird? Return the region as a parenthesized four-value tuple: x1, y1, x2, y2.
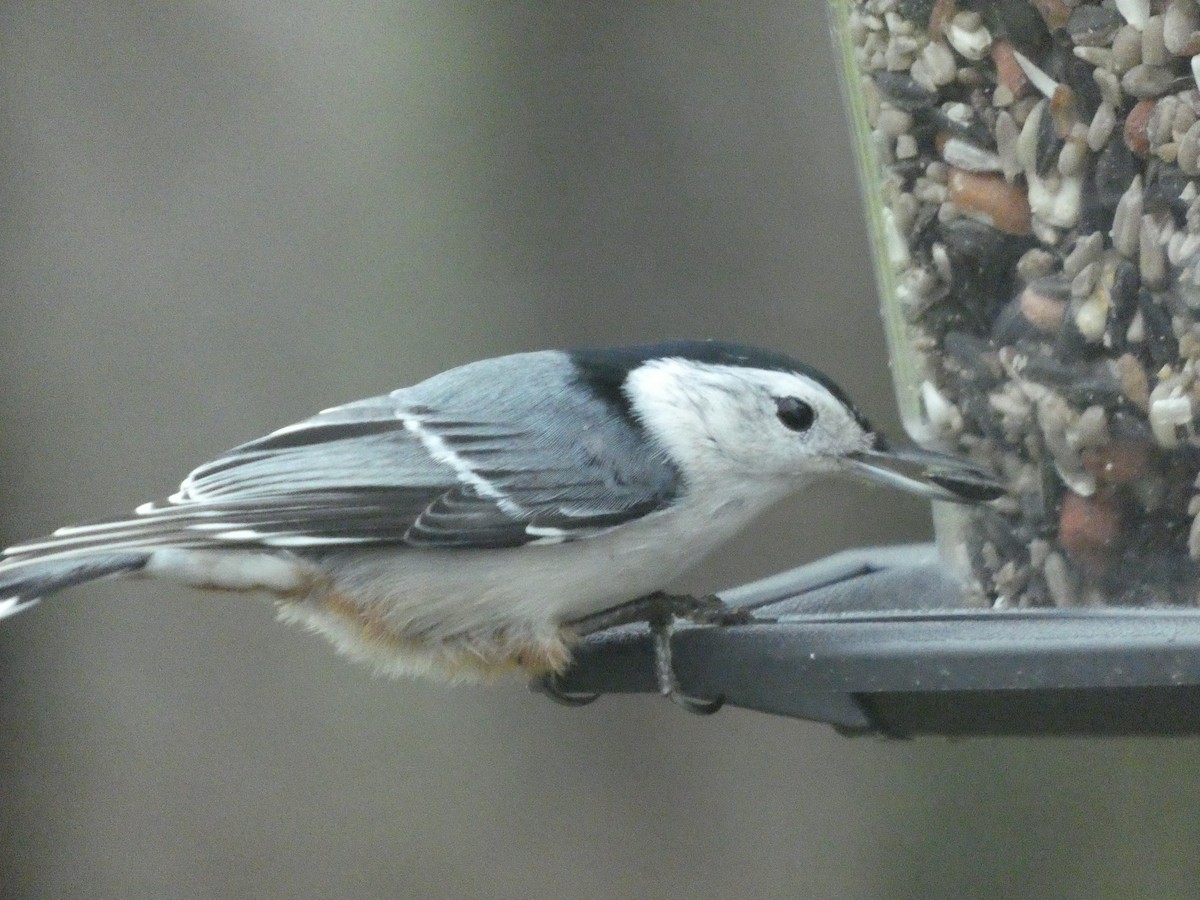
(0, 341, 1002, 709)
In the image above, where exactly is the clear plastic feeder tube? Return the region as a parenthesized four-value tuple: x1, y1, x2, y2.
(829, 0, 1200, 606)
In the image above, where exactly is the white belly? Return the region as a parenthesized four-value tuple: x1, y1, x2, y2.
(271, 483, 789, 681)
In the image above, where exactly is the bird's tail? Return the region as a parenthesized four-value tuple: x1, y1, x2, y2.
(0, 552, 151, 620)
(0, 497, 325, 622)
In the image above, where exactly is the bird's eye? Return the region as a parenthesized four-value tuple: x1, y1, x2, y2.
(775, 396, 815, 432)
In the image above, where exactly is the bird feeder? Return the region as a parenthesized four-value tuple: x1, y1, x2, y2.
(830, 0, 1200, 609)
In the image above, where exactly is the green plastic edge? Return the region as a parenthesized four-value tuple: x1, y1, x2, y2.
(824, 0, 925, 438)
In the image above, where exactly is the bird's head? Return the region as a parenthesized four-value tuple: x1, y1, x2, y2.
(581, 341, 1003, 504)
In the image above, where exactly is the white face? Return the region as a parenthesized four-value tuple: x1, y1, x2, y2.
(624, 357, 875, 491)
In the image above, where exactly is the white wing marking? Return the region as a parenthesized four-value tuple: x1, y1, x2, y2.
(401, 416, 526, 518)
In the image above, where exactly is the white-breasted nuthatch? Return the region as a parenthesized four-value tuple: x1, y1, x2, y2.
(0, 341, 1001, 709)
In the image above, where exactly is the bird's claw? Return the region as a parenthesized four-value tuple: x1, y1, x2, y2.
(674, 694, 725, 715)
(530, 674, 600, 707)
(649, 613, 725, 715)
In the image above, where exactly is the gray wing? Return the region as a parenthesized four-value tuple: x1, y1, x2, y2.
(7, 353, 682, 558)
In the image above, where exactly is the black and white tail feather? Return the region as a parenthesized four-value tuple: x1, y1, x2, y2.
(0, 553, 149, 619)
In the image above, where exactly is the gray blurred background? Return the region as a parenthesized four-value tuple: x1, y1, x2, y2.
(2, 3, 1199, 898)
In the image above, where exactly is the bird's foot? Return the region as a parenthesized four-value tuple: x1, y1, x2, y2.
(556, 591, 760, 714)
(567, 590, 758, 637)
(672, 592, 757, 628)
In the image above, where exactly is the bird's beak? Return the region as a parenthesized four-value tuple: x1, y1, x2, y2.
(846, 437, 1005, 504)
